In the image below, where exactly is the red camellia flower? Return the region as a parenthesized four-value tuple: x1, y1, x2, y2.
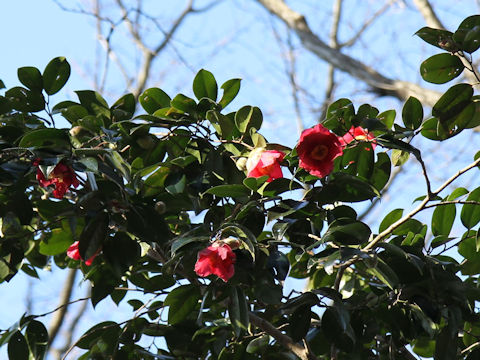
(296, 124, 343, 178)
(246, 148, 285, 182)
(35, 160, 80, 199)
(194, 243, 236, 282)
(338, 126, 376, 149)
(66, 241, 99, 266)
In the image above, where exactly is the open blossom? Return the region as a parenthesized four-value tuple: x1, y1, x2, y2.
(246, 148, 285, 182)
(338, 126, 376, 149)
(296, 124, 343, 178)
(66, 241, 99, 266)
(194, 243, 236, 282)
(35, 160, 79, 199)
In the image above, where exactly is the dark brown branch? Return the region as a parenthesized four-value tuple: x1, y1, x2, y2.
(249, 312, 318, 360)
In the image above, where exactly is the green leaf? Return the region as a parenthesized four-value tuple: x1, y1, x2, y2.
(370, 152, 391, 191)
(432, 203, 456, 236)
(246, 335, 269, 354)
(391, 149, 410, 167)
(193, 69, 218, 101)
(322, 218, 371, 245)
(366, 257, 399, 289)
(289, 305, 311, 342)
(219, 78, 241, 109)
(415, 27, 458, 52)
(8, 331, 29, 360)
(43, 57, 71, 95)
(5, 86, 45, 112)
(25, 320, 48, 360)
(205, 184, 250, 198)
(164, 285, 200, 325)
(434, 327, 458, 360)
(321, 305, 355, 351)
(79, 212, 109, 260)
(377, 109, 396, 129)
(420, 53, 464, 84)
(454, 15, 480, 53)
(17, 67, 43, 90)
(171, 93, 197, 114)
(228, 287, 249, 337)
(312, 172, 380, 203)
(323, 98, 355, 134)
(18, 128, 70, 149)
(234, 105, 263, 134)
(433, 83, 473, 121)
(111, 93, 135, 120)
(139, 88, 171, 114)
(379, 209, 403, 233)
(170, 236, 209, 256)
(402, 96, 423, 130)
(76, 321, 120, 350)
(461, 187, 480, 228)
(39, 228, 73, 255)
(412, 337, 435, 357)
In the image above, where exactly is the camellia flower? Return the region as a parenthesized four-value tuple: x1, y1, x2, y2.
(194, 242, 236, 282)
(66, 241, 99, 266)
(246, 148, 285, 182)
(34, 160, 79, 199)
(296, 124, 343, 178)
(338, 126, 376, 149)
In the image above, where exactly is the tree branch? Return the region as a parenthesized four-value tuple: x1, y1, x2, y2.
(249, 312, 318, 360)
(412, 0, 444, 29)
(47, 268, 78, 347)
(256, 0, 441, 106)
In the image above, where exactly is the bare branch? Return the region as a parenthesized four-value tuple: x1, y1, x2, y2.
(412, 0, 444, 29)
(256, 0, 441, 106)
(47, 269, 78, 346)
(340, 0, 396, 48)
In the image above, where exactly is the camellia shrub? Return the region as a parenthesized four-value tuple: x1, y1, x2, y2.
(1, 15, 480, 360)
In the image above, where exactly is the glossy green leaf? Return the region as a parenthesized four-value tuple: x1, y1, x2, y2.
(415, 27, 458, 52)
(228, 287, 249, 337)
(432, 203, 456, 236)
(219, 78, 241, 109)
(246, 335, 269, 354)
(323, 98, 355, 134)
(461, 187, 480, 228)
(8, 331, 29, 360)
(377, 109, 396, 129)
(5, 86, 45, 112)
(171, 93, 197, 114)
(205, 184, 250, 198)
(18, 128, 70, 149)
(379, 209, 403, 233)
(434, 327, 458, 360)
(39, 228, 73, 255)
(366, 257, 399, 289)
(322, 218, 371, 245)
(313, 172, 380, 203)
(193, 69, 218, 101)
(79, 212, 109, 260)
(391, 149, 409, 167)
(321, 305, 355, 351)
(76, 321, 120, 350)
(43, 57, 71, 95)
(433, 83, 473, 120)
(402, 96, 423, 130)
(234, 105, 262, 134)
(17, 67, 42, 90)
(420, 53, 464, 84)
(454, 15, 480, 53)
(164, 285, 200, 325)
(139, 88, 171, 114)
(25, 320, 48, 360)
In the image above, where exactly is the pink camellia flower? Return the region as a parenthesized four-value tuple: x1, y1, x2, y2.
(66, 241, 99, 266)
(338, 126, 376, 149)
(246, 148, 285, 182)
(296, 124, 343, 178)
(194, 243, 236, 282)
(34, 160, 80, 199)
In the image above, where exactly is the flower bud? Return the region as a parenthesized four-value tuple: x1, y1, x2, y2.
(236, 157, 248, 171)
(155, 201, 166, 214)
(69, 126, 86, 137)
